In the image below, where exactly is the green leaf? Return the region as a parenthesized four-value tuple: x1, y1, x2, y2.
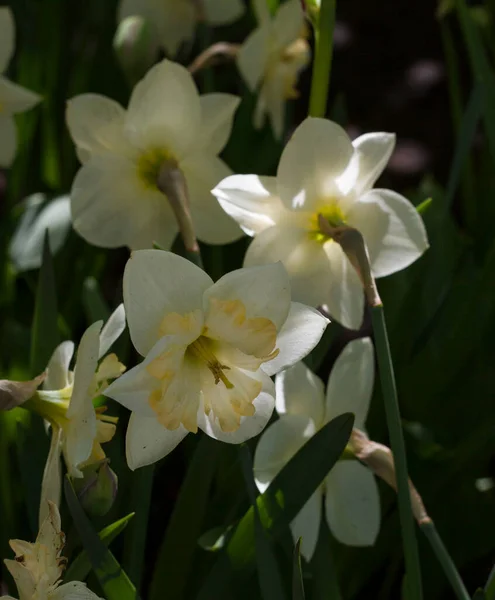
(149, 435, 221, 600)
(310, 518, 342, 600)
(30, 231, 59, 377)
(197, 413, 354, 599)
(65, 513, 135, 583)
(83, 276, 110, 323)
(240, 445, 286, 600)
(64, 477, 137, 600)
(292, 539, 306, 600)
(475, 589, 487, 600)
(485, 562, 495, 600)
(416, 198, 433, 215)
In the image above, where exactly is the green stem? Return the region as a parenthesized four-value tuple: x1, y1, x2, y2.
(308, 0, 336, 118)
(371, 305, 423, 600)
(420, 521, 470, 600)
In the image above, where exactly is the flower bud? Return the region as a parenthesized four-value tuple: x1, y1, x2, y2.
(73, 459, 118, 517)
(0, 372, 45, 410)
(113, 16, 156, 86)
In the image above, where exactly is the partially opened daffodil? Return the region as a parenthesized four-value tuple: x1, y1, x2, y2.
(212, 117, 429, 329)
(0, 8, 41, 168)
(2, 501, 102, 600)
(237, 0, 310, 139)
(254, 338, 380, 560)
(104, 250, 329, 469)
(118, 0, 245, 58)
(30, 305, 126, 525)
(66, 59, 242, 250)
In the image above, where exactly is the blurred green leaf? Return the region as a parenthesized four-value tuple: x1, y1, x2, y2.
(64, 477, 137, 600)
(485, 563, 495, 600)
(292, 539, 305, 600)
(65, 512, 135, 583)
(83, 276, 111, 323)
(310, 518, 342, 600)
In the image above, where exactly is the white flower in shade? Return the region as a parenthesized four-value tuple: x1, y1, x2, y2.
(237, 0, 310, 139)
(118, 0, 245, 58)
(2, 500, 102, 600)
(66, 59, 242, 250)
(104, 250, 329, 469)
(212, 117, 429, 329)
(33, 305, 126, 525)
(254, 338, 380, 560)
(0, 8, 41, 168)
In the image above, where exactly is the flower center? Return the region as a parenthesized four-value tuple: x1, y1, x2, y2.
(308, 203, 346, 244)
(187, 336, 234, 389)
(137, 147, 177, 189)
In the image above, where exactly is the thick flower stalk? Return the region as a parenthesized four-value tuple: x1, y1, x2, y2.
(28, 305, 126, 525)
(1, 500, 102, 600)
(212, 117, 429, 329)
(0, 8, 41, 167)
(66, 59, 242, 250)
(254, 338, 380, 560)
(104, 250, 329, 469)
(237, 0, 310, 139)
(118, 0, 245, 58)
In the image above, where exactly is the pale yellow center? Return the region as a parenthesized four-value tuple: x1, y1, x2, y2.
(308, 203, 346, 244)
(136, 147, 177, 189)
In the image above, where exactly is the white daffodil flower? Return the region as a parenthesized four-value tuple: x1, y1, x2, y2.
(66, 59, 242, 250)
(104, 250, 329, 469)
(253, 338, 380, 561)
(2, 500, 102, 600)
(0, 8, 41, 168)
(118, 0, 245, 58)
(237, 0, 310, 139)
(212, 117, 429, 329)
(33, 305, 126, 525)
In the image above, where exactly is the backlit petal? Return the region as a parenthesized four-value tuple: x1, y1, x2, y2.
(275, 361, 325, 426)
(351, 132, 396, 195)
(44, 341, 75, 390)
(290, 491, 322, 562)
(237, 24, 271, 91)
(198, 93, 240, 154)
(99, 304, 126, 359)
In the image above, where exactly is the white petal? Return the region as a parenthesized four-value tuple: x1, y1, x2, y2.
(352, 132, 396, 195)
(65, 94, 128, 160)
(325, 338, 374, 428)
(39, 426, 62, 527)
(258, 71, 286, 140)
(125, 59, 201, 158)
(199, 375, 275, 443)
(198, 93, 240, 154)
(204, 262, 291, 331)
(212, 174, 282, 236)
(253, 413, 316, 492)
(0, 8, 14, 73)
(0, 77, 41, 114)
(252, 0, 271, 24)
(203, 0, 245, 25)
(126, 412, 188, 469)
(244, 223, 331, 307)
(322, 242, 364, 330)
(275, 361, 325, 426)
(9, 195, 72, 272)
(4, 559, 36, 600)
(272, 0, 305, 49)
(347, 188, 429, 278)
(43, 341, 75, 390)
(181, 154, 243, 245)
(99, 304, 126, 358)
(0, 114, 17, 167)
(237, 24, 271, 91)
(277, 118, 353, 212)
(51, 581, 103, 600)
(290, 490, 322, 562)
(123, 249, 212, 356)
(263, 302, 329, 377)
(324, 461, 381, 546)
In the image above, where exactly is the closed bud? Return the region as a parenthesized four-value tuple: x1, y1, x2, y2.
(73, 459, 118, 517)
(113, 16, 156, 86)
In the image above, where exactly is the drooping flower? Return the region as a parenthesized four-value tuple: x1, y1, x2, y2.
(118, 0, 245, 58)
(31, 305, 126, 525)
(253, 338, 380, 560)
(104, 250, 329, 469)
(212, 117, 429, 329)
(0, 8, 41, 168)
(2, 500, 102, 600)
(237, 0, 310, 139)
(66, 59, 242, 250)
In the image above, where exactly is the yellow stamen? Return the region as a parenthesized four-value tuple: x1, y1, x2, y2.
(308, 203, 346, 243)
(188, 337, 234, 389)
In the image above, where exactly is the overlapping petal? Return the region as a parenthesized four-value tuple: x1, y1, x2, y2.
(351, 132, 396, 195)
(290, 491, 322, 561)
(0, 78, 41, 114)
(272, 0, 305, 51)
(237, 24, 271, 92)
(275, 361, 325, 426)
(44, 341, 75, 391)
(198, 94, 240, 154)
(99, 304, 126, 359)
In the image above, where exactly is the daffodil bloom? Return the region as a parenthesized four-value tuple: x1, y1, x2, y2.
(31, 305, 126, 525)
(0, 8, 41, 167)
(2, 501, 102, 600)
(237, 0, 310, 139)
(253, 338, 380, 560)
(212, 117, 429, 329)
(66, 59, 242, 250)
(104, 250, 329, 469)
(118, 0, 245, 58)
